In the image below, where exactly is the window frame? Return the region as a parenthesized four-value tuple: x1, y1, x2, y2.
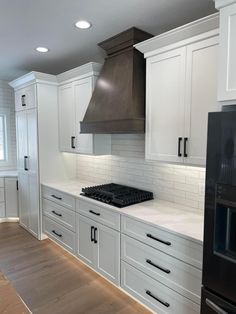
(0, 108, 13, 167)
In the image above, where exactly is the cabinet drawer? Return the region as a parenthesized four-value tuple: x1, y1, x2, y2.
(121, 262, 200, 314)
(77, 198, 120, 231)
(42, 186, 75, 211)
(43, 216, 75, 253)
(121, 234, 201, 304)
(0, 188, 5, 202)
(43, 198, 76, 231)
(121, 216, 202, 269)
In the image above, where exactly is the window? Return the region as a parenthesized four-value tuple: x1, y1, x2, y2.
(0, 114, 7, 161)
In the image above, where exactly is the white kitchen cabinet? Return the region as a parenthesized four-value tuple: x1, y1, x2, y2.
(77, 214, 120, 285)
(5, 177, 18, 218)
(184, 36, 220, 165)
(141, 31, 219, 166)
(216, 1, 236, 101)
(58, 83, 76, 153)
(16, 109, 39, 237)
(146, 47, 186, 163)
(15, 84, 36, 111)
(58, 63, 111, 155)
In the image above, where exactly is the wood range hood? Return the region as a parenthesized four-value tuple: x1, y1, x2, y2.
(80, 27, 153, 134)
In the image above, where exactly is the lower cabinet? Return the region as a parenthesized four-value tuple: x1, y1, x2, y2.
(76, 214, 120, 285)
(0, 176, 18, 219)
(121, 261, 200, 314)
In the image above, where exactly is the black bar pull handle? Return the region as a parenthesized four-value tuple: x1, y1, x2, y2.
(24, 156, 28, 171)
(89, 210, 101, 216)
(206, 299, 228, 314)
(178, 137, 182, 157)
(52, 230, 62, 238)
(91, 226, 94, 242)
(71, 136, 76, 149)
(52, 210, 62, 217)
(51, 195, 62, 200)
(146, 233, 171, 246)
(146, 290, 170, 308)
(21, 94, 26, 106)
(184, 137, 188, 157)
(16, 180, 19, 191)
(146, 259, 171, 274)
(94, 228, 98, 244)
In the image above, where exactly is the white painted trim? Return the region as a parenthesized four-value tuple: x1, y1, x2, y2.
(0, 217, 19, 223)
(57, 62, 102, 83)
(9, 72, 58, 90)
(215, 0, 236, 9)
(135, 13, 219, 55)
(58, 71, 100, 86)
(143, 29, 219, 59)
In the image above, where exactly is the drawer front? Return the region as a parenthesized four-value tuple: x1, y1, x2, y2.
(0, 202, 5, 218)
(42, 186, 75, 211)
(42, 198, 76, 231)
(43, 216, 75, 253)
(121, 216, 202, 269)
(121, 262, 200, 314)
(121, 234, 201, 304)
(0, 188, 5, 202)
(0, 178, 4, 187)
(77, 198, 120, 231)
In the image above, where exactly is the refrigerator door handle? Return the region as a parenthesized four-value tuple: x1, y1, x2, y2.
(206, 298, 228, 314)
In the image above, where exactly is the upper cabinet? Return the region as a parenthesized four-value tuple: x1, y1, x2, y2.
(58, 63, 111, 155)
(215, 0, 236, 101)
(135, 14, 220, 166)
(15, 84, 36, 111)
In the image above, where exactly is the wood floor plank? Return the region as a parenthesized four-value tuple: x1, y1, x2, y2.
(0, 223, 151, 314)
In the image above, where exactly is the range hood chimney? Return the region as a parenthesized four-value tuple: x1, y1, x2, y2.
(80, 27, 153, 134)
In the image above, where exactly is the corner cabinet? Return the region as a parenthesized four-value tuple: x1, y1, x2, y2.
(136, 27, 220, 166)
(215, 1, 236, 101)
(58, 63, 111, 155)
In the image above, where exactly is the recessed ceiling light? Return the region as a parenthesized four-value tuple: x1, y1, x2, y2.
(75, 20, 92, 29)
(35, 47, 49, 53)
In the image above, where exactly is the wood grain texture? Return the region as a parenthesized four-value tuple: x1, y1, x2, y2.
(0, 223, 151, 314)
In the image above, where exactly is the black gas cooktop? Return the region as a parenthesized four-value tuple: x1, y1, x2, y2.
(81, 183, 153, 208)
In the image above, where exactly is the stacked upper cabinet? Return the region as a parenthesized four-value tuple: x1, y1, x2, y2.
(10, 72, 74, 239)
(58, 62, 111, 155)
(135, 14, 220, 166)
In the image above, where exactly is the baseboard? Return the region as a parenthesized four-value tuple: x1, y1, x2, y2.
(0, 217, 19, 223)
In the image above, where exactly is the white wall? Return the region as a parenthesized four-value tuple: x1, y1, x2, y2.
(0, 80, 16, 170)
(76, 134, 205, 212)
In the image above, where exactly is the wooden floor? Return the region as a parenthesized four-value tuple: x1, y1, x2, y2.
(0, 223, 150, 314)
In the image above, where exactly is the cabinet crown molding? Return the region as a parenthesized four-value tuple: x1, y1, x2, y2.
(135, 13, 219, 56)
(57, 62, 102, 84)
(214, 0, 236, 9)
(9, 71, 58, 90)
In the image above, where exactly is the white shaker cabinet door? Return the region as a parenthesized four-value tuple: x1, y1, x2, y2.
(77, 214, 96, 268)
(58, 83, 76, 152)
(5, 177, 18, 218)
(96, 222, 120, 285)
(218, 3, 236, 101)
(184, 36, 220, 166)
(146, 47, 186, 162)
(74, 77, 94, 154)
(16, 110, 28, 171)
(18, 171, 29, 229)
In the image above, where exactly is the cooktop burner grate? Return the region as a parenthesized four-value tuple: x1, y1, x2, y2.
(81, 183, 153, 207)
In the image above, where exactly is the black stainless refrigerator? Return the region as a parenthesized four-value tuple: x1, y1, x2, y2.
(201, 109, 236, 313)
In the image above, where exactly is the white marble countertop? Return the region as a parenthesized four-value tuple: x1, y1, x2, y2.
(0, 170, 18, 177)
(42, 179, 204, 244)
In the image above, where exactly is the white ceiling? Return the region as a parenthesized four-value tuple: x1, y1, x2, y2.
(0, 0, 216, 81)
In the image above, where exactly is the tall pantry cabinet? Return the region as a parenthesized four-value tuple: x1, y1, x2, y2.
(10, 72, 75, 239)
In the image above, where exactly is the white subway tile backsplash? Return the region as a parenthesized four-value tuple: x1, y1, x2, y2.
(76, 134, 206, 212)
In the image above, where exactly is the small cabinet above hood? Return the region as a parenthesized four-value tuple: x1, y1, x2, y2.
(80, 27, 153, 134)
